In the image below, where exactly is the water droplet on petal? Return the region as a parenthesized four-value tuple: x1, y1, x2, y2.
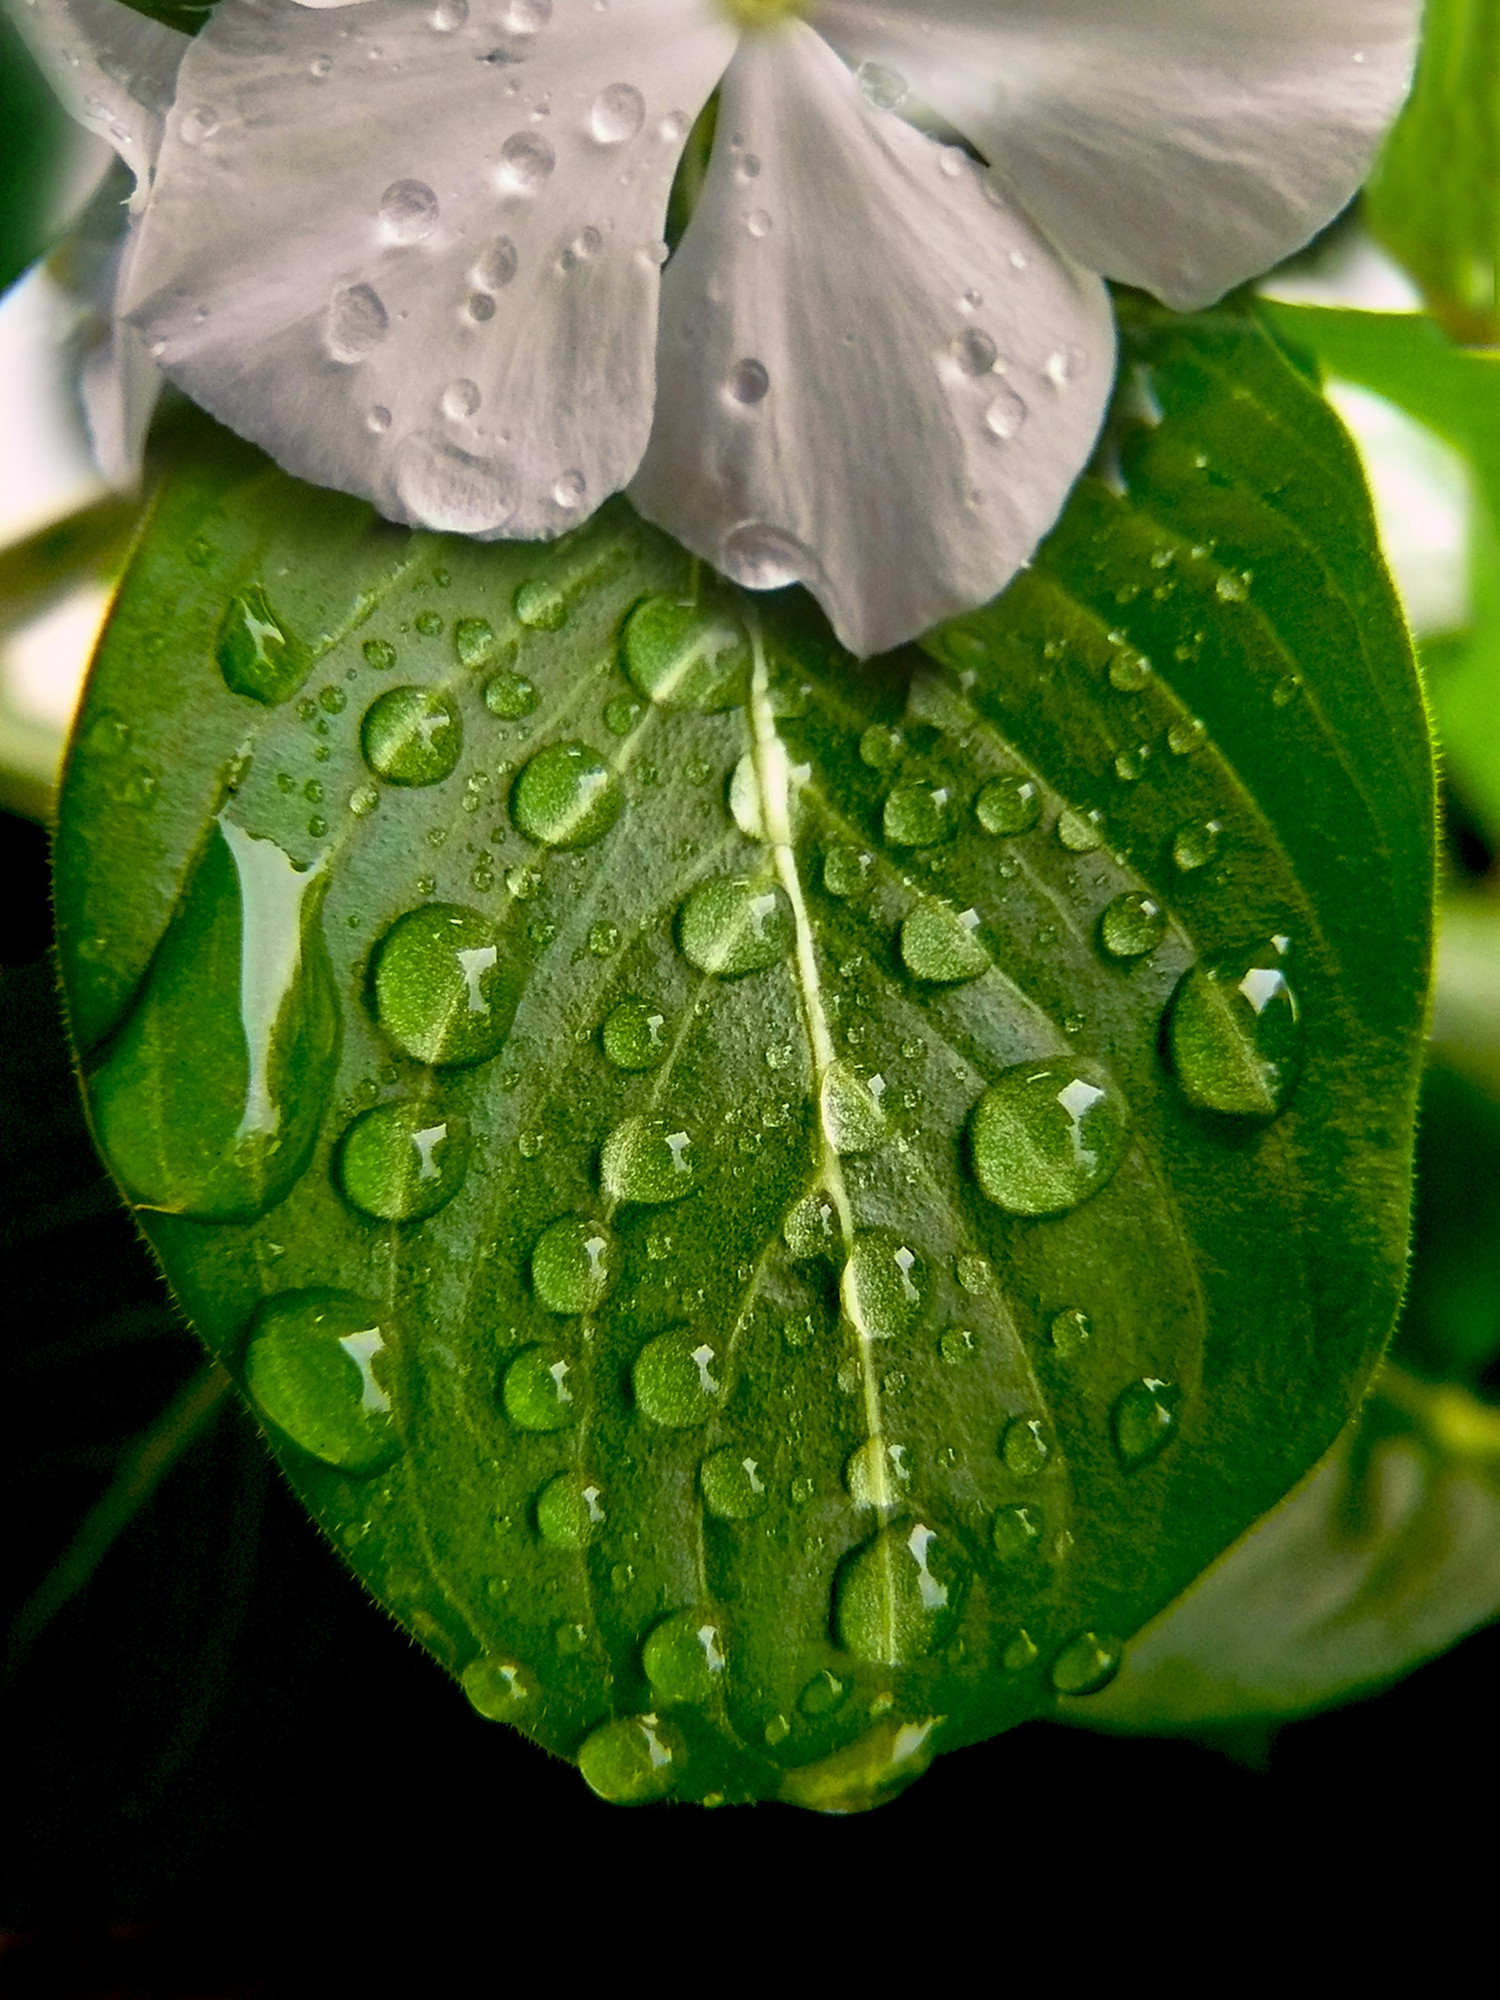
(728, 358, 770, 405)
(970, 1062, 1130, 1217)
(634, 1328, 723, 1426)
(325, 282, 388, 363)
(245, 1290, 400, 1471)
(180, 106, 219, 146)
(472, 237, 519, 290)
(950, 327, 997, 376)
(442, 377, 482, 420)
(393, 433, 517, 533)
(1167, 944, 1303, 1117)
(745, 208, 773, 238)
(337, 1101, 471, 1219)
(512, 743, 622, 849)
(553, 469, 586, 509)
(719, 522, 816, 592)
(835, 1522, 965, 1664)
(984, 389, 1029, 441)
(379, 179, 440, 244)
(497, 130, 555, 190)
(591, 81, 646, 144)
(855, 60, 908, 109)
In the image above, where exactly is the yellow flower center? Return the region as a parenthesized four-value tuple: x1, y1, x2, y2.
(723, 0, 805, 28)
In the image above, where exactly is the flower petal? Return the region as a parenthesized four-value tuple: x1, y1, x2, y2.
(123, 0, 736, 538)
(7, 0, 188, 200)
(52, 162, 163, 485)
(630, 22, 1114, 658)
(818, 0, 1421, 310)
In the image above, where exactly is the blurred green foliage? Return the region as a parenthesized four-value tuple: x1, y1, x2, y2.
(0, 11, 66, 295)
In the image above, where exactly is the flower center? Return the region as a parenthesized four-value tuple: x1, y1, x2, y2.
(723, 0, 804, 28)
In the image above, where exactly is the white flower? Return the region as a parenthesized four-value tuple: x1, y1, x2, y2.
(14, 0, 1420, 654)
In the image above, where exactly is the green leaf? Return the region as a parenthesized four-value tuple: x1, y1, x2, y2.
(1366, 0, 1500, 343)
(53, 305, 1435, 1811)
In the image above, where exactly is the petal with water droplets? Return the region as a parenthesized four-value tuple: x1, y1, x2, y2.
(9, 0, 189, 198)
(123, 0, 736, 538)
(817, 0, 1421, 310)
(631, 23, 1113, 657)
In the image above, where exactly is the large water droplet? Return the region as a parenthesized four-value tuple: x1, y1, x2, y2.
(821, 1060, 888, 1154)
(379, 179, 440, 244)
(643, 1610, 726, 1703)
(883, 781, 955, 848)
(371, 903, 517, 1067)
(497, 130, 555, 191)
(601, 1116, 695, 1203)
(633, 1329, 723, 1427)
(337, 1100, 470, 1220)
(216, 587, 309, 706)
(991, 1503, 1044, 1563)
(841, 1231, 925, 1341)
(1113, 1377, 1181, 1469)
(393, 433, 517, 533)
(361, 686, 463, 787)
(678, 877, 791, 977)
(601, 998, 668, 1071)
(901, 903, 988, 983)
(245, 1289, 400, 1471)
(535, 1471, 605, 1548)
(621, 595, 750, 712)
(700, 1448, 767, 1521)
(591, 80, 646, 144)
(511, 742, 622, 849)
(532, 1214, 618, 1314)
(1099, 892, 1166, 960)
(578, 1715, 682, 1804)
(1050, 1631, 1122, 1697)
(325, 281, 388, 363)
(461, 1655, 533, 1718)
(1168, 943, 1303, 1117)
(855, 59, 907, 109)
(89, 820, 338, 1221)
(834, 1521, 965, 1664)
(975, 775, 1040, 837)
(970, 1062, 1130, 1217)
(846, 1437, 912, 1510)
(1001, 1415, 1050, 1477)
(502, 1345, 577, 1430)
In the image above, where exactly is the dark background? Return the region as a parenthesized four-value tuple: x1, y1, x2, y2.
(3, 21, 1500, 1989)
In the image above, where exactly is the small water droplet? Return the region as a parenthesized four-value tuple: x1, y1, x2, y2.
(472, 236, 519, 290)
(975, 775, 1040, 837)
(325, 281, 388, 363)
(337, 1101, 470, 1220)
(591, 79, 646, 144)
(1050, 1631, 1122, 1697)
(1167, 715, 1208, 757)
(634, 1328, 723, 1426)
(821, 1060, 889, 1155)
(216, 587, 309, 707)
(883, 781, 954, 848)
(372, 903, 516, 1067)
(484, 669, 538, 718)
(799, 1669, 847, 1716)
(532, 1214, 618, 1315)
(579, 1715, 682, 1803)
(901, 902, 988, 983)
(442, 376, 482, 420)
(1113, 1377, 1181, 1469)
(835, 1522, 965, 1665)
(379, 179, 440, 244)
(512, 742, 622, 849)
(728, 357, 770, 405)
(1099, 892, 1167, 960)
(991, 1504, 1044, 1563)
(1108, 647, 1153, 693)
(602, 1116, 695, 1204)
(846, 1437, 912, 1510)
(1172, 818, 1223, 873)
(553, 469, 587, 510)
(503, 1345, 577, 1431)
(823, 845, 872, 898)
(362, 687, 462, 786)
(1216, 570, 1250, 604)
(678, 877, 791, 977)
(461, 1655, 534, 1718)
(1049, 1308, 1091, 1357)
(587, 919, 621, 958)
(746, 209, 772, 238)
(1001, 1416, 1050, 1477)
(1056, 807, 1104, 853)
(245, 1290, 400, 1471)
(784, 1193, 838, 1260)
(535, 1471, 606, 1548)
(180, 105, 219, 146)
(643, 1609, 726, 1703)
(984, 387, 1028, 440)
(701, 1448, 767, 1521)
(1272, 672, 1303, 708)
(970, 1062, 1130, 1217)
(1168, 943, 1303, 1117)
(601, 998, 667, 1071)
(841, 1231, 925, 1341)
(950, 327, 997, 377)
(855, 59, 907, 109)
(497, 129, 555, 191)
(1001, 1629, 1039, 1672)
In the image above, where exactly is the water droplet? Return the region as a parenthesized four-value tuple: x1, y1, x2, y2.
(430, 0, 467, 28)
(1044, 344, 1086, 388)
(497, 130, 555, 191)
(587, 920, 621, 959)
(1272, 673, 1303, 708)
(719, 522, 816, 592)
(1172, 818, 1223, 873)
(701, 1448, 767, 1521)
(361, 687, 462, 787)
(372, 904, 516, 1067)
(1001, 1416, 1050, 1477)
(88, 821, 338, 1221)
(746, 208, 772, 238)
(1001, 1630, 1039, 1672)
(678, 877, 791, 977)
(984, 388, 1028, 441)
(484, 669, 538, 718)
(180, 105, 219, 146)
(502, 1345, 577, 1430)
(1049, 1307, 1091, 1357)
(553, 469, 586, 510)
(728, 357, 770, 405)
(1167, 715, 1208, 756)
(472, 236, 519, 291)
(245, 1290, 400, 1471)
(622, 595, 750, 712)
(579, 1715, 682, 1804)
(415, 610, 444, 639)
(366, 404, 392, 432)
(970, 1062, 1130, 1217)
(1100, 892, 1167, 960)
(393, 433, 517, 533)
(784, 1193, 838, 1260)
(604, 692, 643, 736)
(442, 377, 481, 420)
(821, 1061, 888, 1154)
(1050, 1631, 1122, 1697)
(991, 1504, 1044, 1562)
(901, 902, 989, 984)
(325, 281, 388, 363)
(799, 1669, 847, 1716)
(1168, 944, 1303, 1117)
(950, 327, 997, 377)
(348, 783, 379, 818)
(835, 1522, 965, 1664)
(532, 1214, 617, 1314)
(883, 781, 955, 848)
(362, 638, 397, 672)
(216, 587, 309, 707)
(855, 60, 907, 109)
(975, 775, 1040, 836)
(857, 725, 902, 774)
(841, 1231, 925, 1341)
(823, 846, 872, 899)
(1108, 648, 1153, 693)
(1216, 570, 1250, 604)
(591, 80, 646, 144)
(337, 1101, 470, 1220)
(643, 1610, 726, 1703)
(601, 998, 667, 1071)
(1113, 1376, 1181, 1469)
(601, 1116, 695, 1204)
(511, 578, 565, 632)
(535, 1471, 605, 1548)
(512, 743, 622, 849)
(461, 1655, 534, 1718)
(956, 1253, 991, 1294)
(1056, 807, 1104, 853)
(634, 1328, 723, 1426)
(379, 179, 439, 244)
(846, 1437, 912, 1510)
